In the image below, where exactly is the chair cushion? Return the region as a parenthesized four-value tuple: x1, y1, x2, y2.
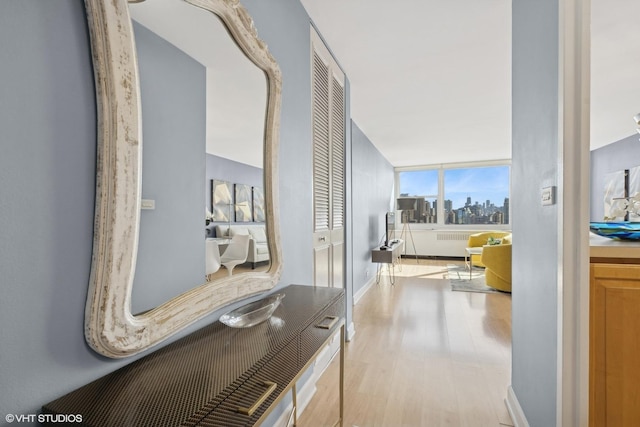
(467, 231, 511, 268)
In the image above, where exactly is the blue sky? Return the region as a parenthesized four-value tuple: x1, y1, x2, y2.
(399, 166, 510, 209)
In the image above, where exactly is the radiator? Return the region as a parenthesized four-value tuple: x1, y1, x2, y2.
(402, 230, 478, 257)
(436, 232, 474, 241)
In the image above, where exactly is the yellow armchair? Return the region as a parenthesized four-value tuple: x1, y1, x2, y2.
(466, 231, 511, 268)
(481, 238, 512, 292)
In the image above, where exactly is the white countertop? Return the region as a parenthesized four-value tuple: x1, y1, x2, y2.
(590, 233, 640, 259)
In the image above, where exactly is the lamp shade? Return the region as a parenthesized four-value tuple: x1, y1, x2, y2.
(397, 197, 417, 211)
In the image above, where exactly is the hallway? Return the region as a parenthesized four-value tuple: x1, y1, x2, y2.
(299, 260, 513, 426)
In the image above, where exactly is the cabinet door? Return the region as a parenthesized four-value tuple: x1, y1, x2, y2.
(590, 263, 640, 427)
(311, 26, 345, 290)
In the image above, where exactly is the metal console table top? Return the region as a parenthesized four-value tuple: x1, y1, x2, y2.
(42, 285, 346, 427)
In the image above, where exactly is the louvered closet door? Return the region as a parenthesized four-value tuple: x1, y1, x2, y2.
(312, 28, 345, 289)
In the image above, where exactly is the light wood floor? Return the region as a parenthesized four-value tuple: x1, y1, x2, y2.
(298, 260, 513, 427)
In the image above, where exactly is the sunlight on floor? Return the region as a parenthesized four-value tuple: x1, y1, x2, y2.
(299, 258, 514, 427)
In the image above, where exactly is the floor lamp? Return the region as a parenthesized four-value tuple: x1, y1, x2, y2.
(397, 198, 419, 263)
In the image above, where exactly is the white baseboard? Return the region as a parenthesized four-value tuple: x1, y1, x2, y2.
(354, 275, 376, 305)
(346, 321, 356, 342)
(272, 281, 364, 426)
(315, 336, 339, 373)
(272, 331, 341, 427)
(295, 376, 318, 416)
(271, 377, 317, 427)
(505, 385, 530, 427)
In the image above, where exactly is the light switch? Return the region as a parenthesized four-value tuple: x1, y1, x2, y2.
(541, 187, 555, 206)
(141, 199, 156, 210)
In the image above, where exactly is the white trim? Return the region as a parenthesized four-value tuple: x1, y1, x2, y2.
(315, 331, 341, 374)
(346, 321, 356, 342)
(506, 386, 530, 427)
(272, 334, 341, 427)
(393, 160, 512, 230)
(354, 275, 376, 305)
(271, 378, 318, 427)
(295, 376, 319, 418)
(391, 224, 512, 232)
(394, 158, 512, 173)
(557, 0, 590, 425)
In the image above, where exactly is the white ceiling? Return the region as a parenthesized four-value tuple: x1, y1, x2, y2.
(300, 0, 640, 167)
(130, 0, 640, 169)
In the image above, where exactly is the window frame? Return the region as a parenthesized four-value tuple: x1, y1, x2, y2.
(395, 159, 511, 230)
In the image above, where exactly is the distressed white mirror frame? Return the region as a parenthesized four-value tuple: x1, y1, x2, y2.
(83, 0, 283, 358)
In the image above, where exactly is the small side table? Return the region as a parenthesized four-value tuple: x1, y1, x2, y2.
(371, 240, 404, 285)
(464, 247, 484, 280)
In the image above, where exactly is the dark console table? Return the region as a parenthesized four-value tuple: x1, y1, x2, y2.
(42, 285, 345, 426)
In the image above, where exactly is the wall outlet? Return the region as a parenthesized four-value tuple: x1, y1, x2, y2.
(541, 186, 555, 206)
(141, 199, 156, 210)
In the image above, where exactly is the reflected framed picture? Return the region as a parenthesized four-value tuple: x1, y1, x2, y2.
(211, 179, 233, 222)
(604, 170, 627, 221)
(253, 186, 265, 222)
(235, 184, 252, 222)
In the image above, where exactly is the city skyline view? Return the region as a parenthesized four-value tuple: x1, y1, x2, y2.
(398, 165, 510, 224)
(444, 166, 510, 210)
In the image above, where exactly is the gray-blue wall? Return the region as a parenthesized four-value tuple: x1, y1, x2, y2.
(1, 0, 102, 419)
(0, 0, 377, 423)
(351, 121, 395, 296)
(132, 21, 206, 314)
(590, 134, 640, 221)
(511, 0, 559, 425)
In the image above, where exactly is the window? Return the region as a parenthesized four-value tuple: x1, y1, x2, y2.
(397, 163, 510, 226)
(398, 169, 438, 224)
(444, 166, 510, 225)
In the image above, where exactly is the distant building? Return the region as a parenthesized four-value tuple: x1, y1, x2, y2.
(504, 197, 510, 224)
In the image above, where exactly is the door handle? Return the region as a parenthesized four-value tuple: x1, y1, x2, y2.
(236, 381, 277, 416)
(315, 316, 338, 330)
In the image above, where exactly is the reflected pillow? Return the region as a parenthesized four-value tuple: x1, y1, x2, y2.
(249, 227, 267, 243)
(229, 227, 250, 237)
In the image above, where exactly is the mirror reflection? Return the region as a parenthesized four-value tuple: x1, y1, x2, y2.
(129, 0, 269, 314)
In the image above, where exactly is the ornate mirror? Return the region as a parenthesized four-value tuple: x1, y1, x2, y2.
(84, 0, 282, 358)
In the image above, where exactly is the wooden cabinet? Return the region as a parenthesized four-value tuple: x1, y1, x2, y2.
(590, 261, 640, 427)
(42, 285, 345, 426)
